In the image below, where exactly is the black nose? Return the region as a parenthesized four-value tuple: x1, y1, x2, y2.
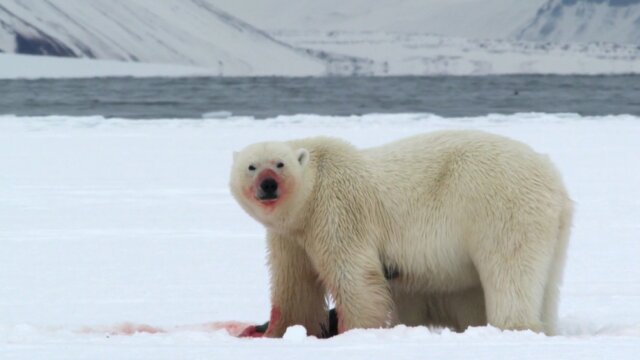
(260, 178, 278, 195)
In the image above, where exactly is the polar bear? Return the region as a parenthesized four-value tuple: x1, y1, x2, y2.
(229, 130, 572, 338)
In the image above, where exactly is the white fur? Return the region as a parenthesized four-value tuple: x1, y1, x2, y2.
(230, 130, 572, 337)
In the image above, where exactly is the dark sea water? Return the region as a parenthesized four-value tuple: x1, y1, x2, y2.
(0, 75, 639, 119)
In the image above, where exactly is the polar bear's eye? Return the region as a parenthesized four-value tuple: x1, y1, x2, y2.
(276, 162, 284, 168)
(248, 165, 256, 171)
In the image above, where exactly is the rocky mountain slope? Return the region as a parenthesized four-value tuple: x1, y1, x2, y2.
(517, 0, 640, 44)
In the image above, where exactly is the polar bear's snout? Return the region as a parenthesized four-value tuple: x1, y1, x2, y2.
(254, 168, 282, 202)
(259, 178, 279, 200)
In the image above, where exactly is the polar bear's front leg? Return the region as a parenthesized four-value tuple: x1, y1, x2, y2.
(266, 233, 328, 338)
(316, 247, 393, 333)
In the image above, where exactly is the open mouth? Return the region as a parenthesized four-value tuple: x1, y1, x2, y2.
(257, 194, 278, 202)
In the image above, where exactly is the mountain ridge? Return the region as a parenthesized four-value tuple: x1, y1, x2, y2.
(0, 0, 331, 75)
(517, 0, 640, 44)
(1, 0, 639, 76)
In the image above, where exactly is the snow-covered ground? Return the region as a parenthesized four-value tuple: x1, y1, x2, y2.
(1, 114, 639, 359)
(274, 31, 640, 75)
(212, 0, 640, 45)
(0, 53, 221, 79)
(4, 37, 640, 78)
(214, 0, 640, 75)
(208, 0, 549, 39)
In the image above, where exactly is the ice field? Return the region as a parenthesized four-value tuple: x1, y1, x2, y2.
(1, 113, 639, 359)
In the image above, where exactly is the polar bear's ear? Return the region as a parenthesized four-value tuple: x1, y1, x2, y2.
(232, 151, 238, 161)
(296, 148, 309, 167)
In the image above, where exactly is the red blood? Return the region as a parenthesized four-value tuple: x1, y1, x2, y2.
(260, 198, 279, 211)
(264, 306, 281, 336)
(78, 323, 165, 336)
(238, 325, 265, 338)
(251, 170, 288, 211)
(203, 321, 255, 337)
(257, 169, 278, 182)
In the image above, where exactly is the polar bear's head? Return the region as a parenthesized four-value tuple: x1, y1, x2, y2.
(230, 141, 310, 227)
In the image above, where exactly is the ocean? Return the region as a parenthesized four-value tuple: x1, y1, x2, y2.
(1, 75, 639, 119)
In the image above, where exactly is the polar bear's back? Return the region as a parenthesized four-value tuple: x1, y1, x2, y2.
(362, 130, 565, 202)
(364, 130, 546, 171)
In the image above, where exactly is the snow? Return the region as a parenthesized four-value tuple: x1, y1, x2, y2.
(283, 325, 307, 341)
(0, 53, 221, 79)
(0, 0, 325, 76)
(2, 0, 640, 77)
(518, 0, 640, 44)
(274, 31, 640, 75)
(3, 36, 640, 78)
(213, 0, 640, 75)
(1, 113, 639, 359)
(209, 0, 548, 39)
(213, 0, 640, 45)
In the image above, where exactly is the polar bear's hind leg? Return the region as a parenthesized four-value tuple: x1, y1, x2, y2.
(474, 227, 557, 333)
(541, 199, 573, 335)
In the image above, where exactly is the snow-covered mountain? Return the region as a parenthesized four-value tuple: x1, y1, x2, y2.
(208, 0, 547, 39)
(214, 0, 640, 44)
(275, 30, 640, 75)
(1, 0, 640, 77)
(0, 0, 331, 75)
(517, 0, 640, 44)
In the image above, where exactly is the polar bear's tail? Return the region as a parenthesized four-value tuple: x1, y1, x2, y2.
(542, 196, 574, 335)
